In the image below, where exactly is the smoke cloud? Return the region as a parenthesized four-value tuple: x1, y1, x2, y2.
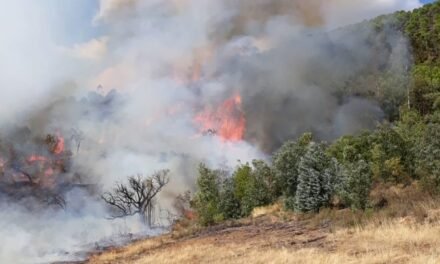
(0, 0, 420, 262)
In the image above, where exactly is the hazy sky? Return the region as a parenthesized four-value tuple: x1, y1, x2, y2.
(46, 0, 432, 46)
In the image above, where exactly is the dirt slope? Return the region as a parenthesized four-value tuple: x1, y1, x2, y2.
(86, 211, 440, 264)
(86, 216, 330, 264)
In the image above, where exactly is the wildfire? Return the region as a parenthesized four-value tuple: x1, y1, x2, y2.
(27, 155, 48, 163)
(25, 155, 56, 188)
(194, 94, 246, 141)
(53, 135, 65, 155)
(21, 134, 66, 188)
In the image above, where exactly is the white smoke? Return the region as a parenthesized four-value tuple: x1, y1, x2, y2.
(0, 1, 63, 124)
(0, 0, 423, 262)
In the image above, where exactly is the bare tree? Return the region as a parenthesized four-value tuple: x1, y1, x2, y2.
(102, 170, 170, 226)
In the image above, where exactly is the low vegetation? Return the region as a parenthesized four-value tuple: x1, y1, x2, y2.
(88, 183, 440, 264)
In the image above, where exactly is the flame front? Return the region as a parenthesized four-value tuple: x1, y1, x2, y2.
(194, 94, 246, 141)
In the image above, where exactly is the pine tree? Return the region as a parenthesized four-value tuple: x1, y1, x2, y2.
(294, 143, 334, 212)
(273, 133, 312, 205)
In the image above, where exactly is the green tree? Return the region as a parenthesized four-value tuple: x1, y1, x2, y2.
(193, 163, 223, 226)
(327, 132, 373, 164)
(218, 178, 241, 220)
(252, 160, 277, 202)
(410, 64, 440, 114)
(232, 160, 275, 216)
(417, 123, 440, 194)
(370, 125, 411, 183)
(336, 159, 372, 210)
(272, 133, 312, 201)
(233, 163, 252, 202)
(294, 143, 335, 212)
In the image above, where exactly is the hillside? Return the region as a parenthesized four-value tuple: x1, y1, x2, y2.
(87, 220, 440, 264)
(87, 185, 440, 264)
(4, 1, 440, 263)
(83, 2, 440, 263)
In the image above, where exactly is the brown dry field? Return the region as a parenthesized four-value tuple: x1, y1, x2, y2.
(87, 186, 440, 264)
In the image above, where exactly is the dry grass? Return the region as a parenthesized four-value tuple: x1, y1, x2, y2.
(88, 219, 440, 264)
(88, 184, 440, 264)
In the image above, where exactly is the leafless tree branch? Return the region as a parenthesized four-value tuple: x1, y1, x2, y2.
(102, 170, 170, 226)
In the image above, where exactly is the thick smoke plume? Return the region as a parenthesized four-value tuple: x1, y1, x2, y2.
(0, 0, 419, 262)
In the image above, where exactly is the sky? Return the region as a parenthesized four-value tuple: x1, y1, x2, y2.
(43, 0, 100, 44)
(50, 0, 434, 46)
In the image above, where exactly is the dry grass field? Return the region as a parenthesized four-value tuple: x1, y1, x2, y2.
(87, 185, 440, 264)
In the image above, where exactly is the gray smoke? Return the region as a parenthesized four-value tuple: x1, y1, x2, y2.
(0, 0, 420, 262)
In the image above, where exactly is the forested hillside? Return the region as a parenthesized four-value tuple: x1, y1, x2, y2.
(379, 1, 440, 115)
(186, 1, 440, 226)
(327, 1, 440, 121)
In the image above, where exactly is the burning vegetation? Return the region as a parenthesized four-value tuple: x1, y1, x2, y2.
(0, 129, 77, 208)
(3, 0, 440, 263)
(0, 90, 123, 210)
(194, 94, 246, 141)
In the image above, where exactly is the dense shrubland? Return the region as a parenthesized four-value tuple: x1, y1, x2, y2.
(190, 2, 440, 226)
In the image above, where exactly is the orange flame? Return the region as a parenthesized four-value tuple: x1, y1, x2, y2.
(53, 135, 65, 155)
(194, 94, 246, 141)
(26, 134, 63, 188)
(27, 155, 48, 163)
